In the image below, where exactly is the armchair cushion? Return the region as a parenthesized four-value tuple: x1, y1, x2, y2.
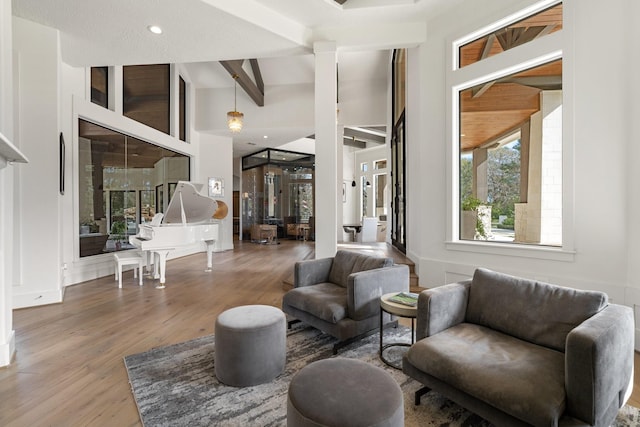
(406, 323, 566, 426)
(467, 268, 608, 352)
(283, 282, 347, 324)
(328, 250, 393, 288)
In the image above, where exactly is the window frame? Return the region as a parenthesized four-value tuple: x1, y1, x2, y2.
(445, 0, 574, 261)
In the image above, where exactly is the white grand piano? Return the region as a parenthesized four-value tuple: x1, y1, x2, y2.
(129, 181, 219, 288)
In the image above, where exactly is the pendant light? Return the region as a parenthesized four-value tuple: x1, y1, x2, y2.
(227, 75, 243, 132)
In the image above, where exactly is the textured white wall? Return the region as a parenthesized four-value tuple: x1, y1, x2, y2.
(12, 17, 63, 308)
(0, 0, 15, 366)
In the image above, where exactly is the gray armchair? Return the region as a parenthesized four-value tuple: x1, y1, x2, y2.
(282, 250, 410, 354)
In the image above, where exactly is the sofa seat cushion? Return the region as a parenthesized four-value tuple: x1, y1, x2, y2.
(328, 250, 393, 288)
(406, 323, 566, 426)
(282, 283, 347, 324)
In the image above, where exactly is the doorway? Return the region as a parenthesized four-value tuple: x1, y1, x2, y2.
(391, 49, 407, 253)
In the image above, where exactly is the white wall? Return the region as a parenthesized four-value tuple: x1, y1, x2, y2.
(196, 83, 315, 132)
(409, 0, 638, 315)
(12, 17, 63, 308)
(195, 132, 234, 252)
(0, 0, 16, 366)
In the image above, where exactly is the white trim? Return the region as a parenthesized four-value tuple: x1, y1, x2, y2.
(13, 289, 63, 309)
(0, 329, 15, 367)
(445, 240, 574, 262)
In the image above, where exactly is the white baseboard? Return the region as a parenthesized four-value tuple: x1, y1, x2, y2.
(0, 329, 15, 367)
(13, 289, 64, 309)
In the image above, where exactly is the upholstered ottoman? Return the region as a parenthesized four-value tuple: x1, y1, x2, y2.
(214, 304, 286, 387)
(287, 358, 404, 427)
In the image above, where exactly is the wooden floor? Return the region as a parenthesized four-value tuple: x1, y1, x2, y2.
(0, 238, 638, 426)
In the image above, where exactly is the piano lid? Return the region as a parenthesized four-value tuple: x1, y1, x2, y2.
(163, 181, 218, 224)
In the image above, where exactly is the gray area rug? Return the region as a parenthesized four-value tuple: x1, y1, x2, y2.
(125, 325, 640, 426)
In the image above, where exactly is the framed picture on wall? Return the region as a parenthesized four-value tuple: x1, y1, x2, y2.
(209, 177, 224, 197)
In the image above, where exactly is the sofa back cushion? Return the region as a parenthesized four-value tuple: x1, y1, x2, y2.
(328, 250, 393, 288)
(466, 268, 608, 352)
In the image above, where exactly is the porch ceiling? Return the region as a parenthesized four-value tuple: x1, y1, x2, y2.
(459, 4, 562, 152)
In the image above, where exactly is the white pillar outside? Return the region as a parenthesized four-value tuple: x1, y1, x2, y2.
(314, 41, 338, 259)
(540, 90, 563, 245)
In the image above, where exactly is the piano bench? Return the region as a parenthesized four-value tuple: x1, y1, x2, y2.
(113, 251, 144, 288)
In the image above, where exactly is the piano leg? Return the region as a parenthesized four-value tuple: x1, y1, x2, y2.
(154, 250, 170, 289)
(142, 251, 153, 276)
(205, 240, 215, 272)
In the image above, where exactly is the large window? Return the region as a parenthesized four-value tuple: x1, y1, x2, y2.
(78, 119, 189, 257)
(453, 2, 563, 248)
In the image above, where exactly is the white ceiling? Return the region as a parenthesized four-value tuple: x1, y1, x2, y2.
(12, 0, 461, 157)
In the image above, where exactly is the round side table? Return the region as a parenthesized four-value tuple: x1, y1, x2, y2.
(379, 292, 418, 369)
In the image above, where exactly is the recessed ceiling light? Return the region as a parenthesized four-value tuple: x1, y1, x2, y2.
(147, 25, 163, 35)
(263, 135, 268, 139)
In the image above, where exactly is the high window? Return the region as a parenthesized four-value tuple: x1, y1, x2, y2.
(90, 67, 109, 108)
(452, 1, 563, 248)
(123, 64, 170, 134)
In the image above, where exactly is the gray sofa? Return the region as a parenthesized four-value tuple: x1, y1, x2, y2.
(403, 268, 634, 427)
(282, 250, 410, 354)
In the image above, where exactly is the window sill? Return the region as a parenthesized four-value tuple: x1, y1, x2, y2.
(445, 240, 575, 262)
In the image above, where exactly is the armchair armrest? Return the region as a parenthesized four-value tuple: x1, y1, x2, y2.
(415, 280, 470, 341)
(294, 257, 334, 288)
(565, 304, 634, 425)
(347, 264, 410, 320)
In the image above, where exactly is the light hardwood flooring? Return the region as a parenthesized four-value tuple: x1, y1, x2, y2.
(0, 238, 638, 426)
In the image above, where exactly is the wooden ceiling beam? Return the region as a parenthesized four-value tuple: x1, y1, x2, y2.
(479, 33, 496, 61)
(220, 60, 264, 107)
(249, 59, 264, 95)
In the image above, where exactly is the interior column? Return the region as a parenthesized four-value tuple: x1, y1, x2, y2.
(314, 41, 338, 259)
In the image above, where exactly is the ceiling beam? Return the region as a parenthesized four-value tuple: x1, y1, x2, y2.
(220, 60, 264, 107)
(344, 127, 385, 144)
(343, 137, 366, 149)
(501, 75, 562, 91)
(495, 25, 556, 52)
(479, 33, 496, 61)
(249, 59, 264, 95)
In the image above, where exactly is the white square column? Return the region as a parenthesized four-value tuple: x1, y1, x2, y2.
(314, 41, 338, 259)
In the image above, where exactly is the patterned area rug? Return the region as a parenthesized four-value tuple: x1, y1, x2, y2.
(124, 325, 640, 426)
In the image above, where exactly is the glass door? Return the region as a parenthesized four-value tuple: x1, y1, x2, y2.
(391, 115, 406, 253)
(391, 49, 407, 253)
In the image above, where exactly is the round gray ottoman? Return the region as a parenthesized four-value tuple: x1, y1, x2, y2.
(287, 358, 404, 427)
(214, 304, 286, 387)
